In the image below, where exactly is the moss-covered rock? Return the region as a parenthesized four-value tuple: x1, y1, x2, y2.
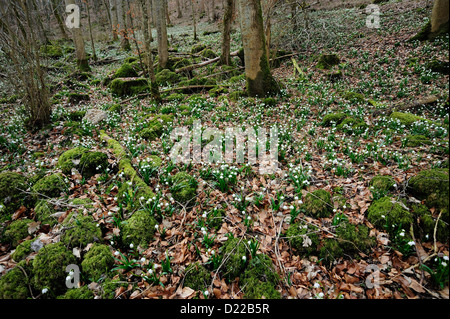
(114, 62, 138, 78)
(33, 242, 77, 295)
(408, 168, 449, 211)
(4, 219, 33, 247)
(405, 134, 431, 147)
(317, 53, 340, 70)
(222, 237, 247, 281)
(200, 49, 217, 59)
(68, 110, 87, 122)
(58, 147, 89, 175)
(31, 174, 67, 198)
(412, 204, 448, 243)
(40, 44, 63, 58)
(191, 43, 207, 54)
(156, 69, 181, 85)
(99, 278, 127, 299)
(81, 244, 114, 281)
(140, 120, 164, 141)
(79, 151, 109, 179)
(57, 286, 94, 299)
(322, 112, 347, 127)
(302, 189, 333, 218)
(320, 222, 375, 263)
(390, 112, 426, 127)
(427, 59, 450, 75)
(34, 200, 57, 227)
(11, 239, 33, 262)
(109, 78, 149, 97)
(68, 93, 90, 105)
(121, 210, 157, 248)
(240, 254, 281, 299)
(285, 220, 319, 254)
(370, 175, 396, 192)
(336, 117, 368, 132)
(0, 171, 29, 219)
(367, 197, 413, 234)
(61, 214, 102, 248)
(171, 172, 197, 205)
(0, 260, 34, 299)
(183, 262, 211, 291)
(343, 91, 365, 103)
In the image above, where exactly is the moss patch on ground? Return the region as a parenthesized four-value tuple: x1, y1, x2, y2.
(183, 262, 211, 291)
(81, 243, 115, 281)
(302, 189, 333, 218)
(121, 210, 157, 248)
(61, 214, 102, 248)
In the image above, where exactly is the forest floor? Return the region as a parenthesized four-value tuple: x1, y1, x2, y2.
(0, 0, 448, 299)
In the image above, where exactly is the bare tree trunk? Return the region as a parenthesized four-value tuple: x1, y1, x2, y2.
(65, 0, 90, 71)
(109, 0, 119, 40)
(165, 0, 172, 25)
(219, 0, 234, 65)
(101, 0, 113, 38)
(86, 0, 97, 61)
(431, 0, 449, 33)
(237, 0, 279, 97)
(117, 0, 131, 51)
(190, 0, 198, 41)
(31, 0, 50, 44)
(154, 0, 169, 69)
(50, 0, 69, 40)
(176, 0, 182, 18)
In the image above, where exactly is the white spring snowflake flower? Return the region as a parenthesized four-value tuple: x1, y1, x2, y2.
(313, 282, 320, 289)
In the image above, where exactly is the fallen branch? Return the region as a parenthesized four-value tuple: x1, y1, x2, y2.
(175, 50, 239, 74)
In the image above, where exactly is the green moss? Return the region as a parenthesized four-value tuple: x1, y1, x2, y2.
(320, 222, 375, 263)
(343, 91, 365, 103)
(317, 53, 340, 70)
(156, 69, 181, 85)
(200, 49, 217, 59)
(140, 114, 173, 141)
(114, 62, 138, 78)
(166, 93, 186, 102)
(229, 91, 244, 102)
(40, 44, 63, 58)
(390, 112, 426, 127)
(262, 97, 277, 107)
(173, 58, 191, 70)
(100, 278, 127, 299)
(58, 147, 89, 175)
(222, 237, 247, 281)
(33, 242, 77, 295)
(121, 210, 157, 248)
(191, 44, 207, 54)
(240, 254, 280, 299)
(57, 286, 94, 299)
(4, 219, 33, 247)
(68, 111, 87, 122)
(427, 59, 450, 75)
(12, 239, 33, 262)
(322, 112, 347, 127)
(412, 204, 448, 243)
(108, 103, 122, 113)
(68, 93, 90, 104)
(370, 175, 396, 191)
(405, 135, 431, 147)
(81, 244, 114, 281)
(109, 78, 149, 97)
(408, 168, 449, 211)
(246, 50, 280, 97)
(285, 220, 319, 254)
(336, 117, 368, 131)
(0, 172, 29, 219)
(79, 151, 109, 179)
(31, 174, 67, 198)
(208, 86, 228, 98)
(183, 262, 211, 291)
(0, 260, 33, 299)
(61, 214, 102, 248)
(171, 172, 197, 205)
(367, 197, 413, 234)
(302, 189, 333, 218)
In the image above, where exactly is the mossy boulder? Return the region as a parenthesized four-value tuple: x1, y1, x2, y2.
(68, 110, 87, 122)
(320, 222, 375, 262)
(408, 168, 449, 211)
(57, 286, 94, 299)
(40, 44, 63, 58)
(336, 117, 368, 132)
(99, 278, 127, 299)
(68, 93, 90, 105)
(11, 239, 33, 262)
(405, 134, 431, 147)
(183, 262, 211, 291)
(31, 174, 67, 198)
(171, 172, 197, 205)
(343, 91, 365, 103)
(81, 243, 115, 281)
(79, 151, 109, 179)
(140, 114, 174, 141)
(413, 204, 448, 243)
(173, 58, 191, 70)
(367, 197, 413, 234)
(71, 198, 95, 213)
(114, 62, 138, 78)
(240, 254, 281, 299)
(121, 210, 157, 248)
(302, 189, 333, 218)
(109, 78, 149, 97)
(285, 220, 319, 254)
(0, 260, 34, 299)
(317, 53, 340, 70)
(322, 112, 347, 127)
(200, 49, 217, 59)
(191, 43, 207, 54)
(61, 214, 102, 248)
(221, 237, 247, 281)
(390, 112, 426, 127)
(33, 242, 77, 295)
(58, 147, 89, 175)
(0, 171, 29, 219)
(4, 219, 33, 247)
(370, 175, 396, 192)
(156, 69, 181, 85)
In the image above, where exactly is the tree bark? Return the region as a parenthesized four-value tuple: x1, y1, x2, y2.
(191, 0, 198, 41)
(109, 0, 119, 40)
(65, 0, 90, 71)
(219, 0, 234, 65)
(117, 0, 131, 51)
(50, 0, 69, 40)
(431, 0, 449, 33)
(86, 0, 97, 61)
(237, 0, 279, 97)
(154, 0, 169, 69)
(176, 0, 182, 18)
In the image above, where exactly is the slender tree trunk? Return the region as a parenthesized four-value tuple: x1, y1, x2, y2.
(65, 0, 90, 71)
(31, 0, 50, 44)
(101, 0, 113, 37)
(190, 0, 198, 41)
(109, 0, 119, 40)
(219, 0, 234, 65)
(86, 0, 97, 61)
(154, 0, 169, 69)
(165, 0, 172, 25)
(431, 0, 449, 33)
(237, 0, 279, 97)
(176, 0, 182, 18)
(50, 0, 69, 40)
(117, 0, 131, 50)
